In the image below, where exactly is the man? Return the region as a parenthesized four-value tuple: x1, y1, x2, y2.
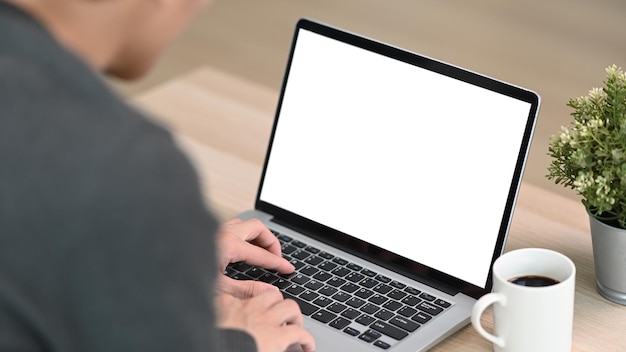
(0, 0, 314, 351)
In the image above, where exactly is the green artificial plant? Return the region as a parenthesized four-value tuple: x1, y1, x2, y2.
(547, 65, 626, 228)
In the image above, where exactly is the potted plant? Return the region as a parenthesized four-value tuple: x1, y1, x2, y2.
(547, 64, 626, 305)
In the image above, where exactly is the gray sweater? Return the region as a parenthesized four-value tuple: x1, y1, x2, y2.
(0, 1, 256, 351)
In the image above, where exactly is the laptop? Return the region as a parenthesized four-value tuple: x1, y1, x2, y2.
(226, 18, 540, 351)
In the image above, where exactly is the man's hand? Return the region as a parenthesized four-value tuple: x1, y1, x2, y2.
(215, 289, 315, 352)
(216, 218, 295, 298)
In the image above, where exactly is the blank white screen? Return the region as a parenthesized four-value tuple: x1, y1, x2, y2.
(260, 29, 531, 288)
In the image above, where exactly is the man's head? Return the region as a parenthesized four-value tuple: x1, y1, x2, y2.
(9, 0, 211, 80)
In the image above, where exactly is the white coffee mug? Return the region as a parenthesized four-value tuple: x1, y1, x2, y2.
(471, 248, 576, 352)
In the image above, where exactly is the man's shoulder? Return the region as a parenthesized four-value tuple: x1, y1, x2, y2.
(0, 47, 201, 224)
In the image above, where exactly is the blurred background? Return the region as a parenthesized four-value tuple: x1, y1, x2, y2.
(112, 0, 626, 203)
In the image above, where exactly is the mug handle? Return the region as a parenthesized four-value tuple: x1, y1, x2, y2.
(471, 293, 506, 348)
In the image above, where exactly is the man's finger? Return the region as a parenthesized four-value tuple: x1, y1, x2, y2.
(224, 238, 294, 274)
(217, 276, 279, 299)
(232, 218, 283, 257)
(240, 241, 295, 273)
(280, 325, 316, 352)
(267, 298, 305, 326)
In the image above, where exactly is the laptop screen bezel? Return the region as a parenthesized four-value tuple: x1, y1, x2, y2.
(255, 18, 540, 299)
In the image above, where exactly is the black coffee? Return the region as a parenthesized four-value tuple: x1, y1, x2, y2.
(508, 275, 560, 287)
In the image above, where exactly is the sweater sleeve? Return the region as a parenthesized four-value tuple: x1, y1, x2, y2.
(56, 128, 224, 352)
(218, 329, 258, 352)
(0, 119, 233, 351)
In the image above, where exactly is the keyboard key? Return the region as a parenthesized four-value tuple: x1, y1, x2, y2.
(312, 296, 332, 308)
(329, 317, 351, 330)
(388, 289, 407, 300)
(368, 294, 388, 305)
(246, 267, 265, 278)
(281, 244, 297, 254)
(390, 281, 406, 289)
(327, 302, 347, 313)
(347, 263, 362, 271)
(356, 314, 376, 326)
(346, 297, 366, 308)
(305, 246, 320, 254)
(300, 265, 319, 276)
(382, 300, 402, 311)
(370, 320, 409, 340)
(286, 284, 305, 296)
(291, 240, 307, 248)
(397, 306, 418, 318)
(331, 267, 350, 277)
(419, 292, 436, 301)
(312, 310, 337, 323)
(318, 251, 334, 260)
(374, 309, 394, 321)
(405, 286, 421, 295)
(272, 278, 291, 289)
(360, 303, 380, 315)
(411, 311, 432, 324)
(313, 271, 332, 282)
(360, 278, 379, 288)
(355, 288, 374, 299)
(361, 268, 378, 277)
(364, 329, 382, 339)
(328, 277, 346, 287)
(287, 259, 305, 270)
(300, 290, 319, 302)
(340, 283, 359, 293)
(389, 316, 420, 332)
(434, 299, 451, 308)
(341, 308, 361, 320)
(416, 301, 443, 315)
(319, 261, 338, 271)
(304, 256, 324, 266)
(343, 327, 360, 336)
(282, 292, 318, 316)
(231, 262, 253, 272)
(291, 250, 311, 260)
(332, 257, 348, 265)
(319, 285, 338, 296)
(332, 292, 350, 302)
(230, 273, 253, 281)
(345, 272, 365, 283)
(304, 280, 324, 290)
(359, 332, 377, 343)
(373, 284, 393, 294)
(291, 274, 310, 285)
(374, 340, 391, 350)
(401, 295, 421, 306)
(224, 266, 238, 277)
(376, 275, 391, 283)
(259, 273, 279, 284)
(276, 234, 292, 242)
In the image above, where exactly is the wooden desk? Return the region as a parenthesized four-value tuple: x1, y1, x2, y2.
(133, 66, 626, 351)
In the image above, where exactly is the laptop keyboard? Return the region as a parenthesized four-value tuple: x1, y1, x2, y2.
(224, 229, 452, 350)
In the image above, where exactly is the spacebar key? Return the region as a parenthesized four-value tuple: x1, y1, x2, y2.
(283, 292, 319, 316)
(370, 320, 409, 340)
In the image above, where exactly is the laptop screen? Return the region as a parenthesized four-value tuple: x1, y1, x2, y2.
(258, 21, 538, 293)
